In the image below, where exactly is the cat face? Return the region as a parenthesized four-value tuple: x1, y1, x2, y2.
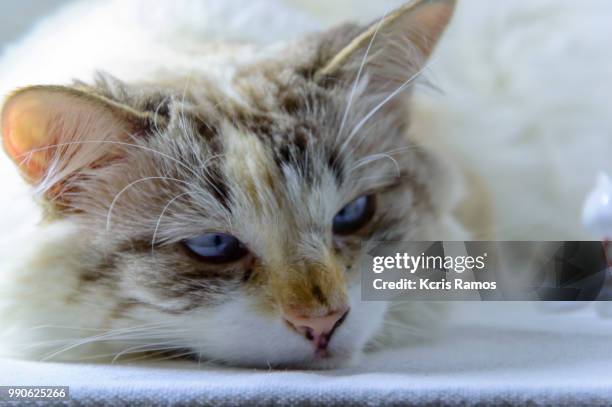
(1, 0, 456, 368)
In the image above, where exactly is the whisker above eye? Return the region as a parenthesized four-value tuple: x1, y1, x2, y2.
(14, 137, 231, 233)
(345, 145, 426, 187)
(343, 64, 430, 157)
(336, 8, 391, 146)
(348, 153, 401, 176)
(151, 192, 193, 254)
(105, 176, 202, 232)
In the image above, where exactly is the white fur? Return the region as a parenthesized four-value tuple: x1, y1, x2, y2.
(411, 0, 612, 240)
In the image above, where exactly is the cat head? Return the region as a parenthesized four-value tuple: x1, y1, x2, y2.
(1, 0, 457, 368)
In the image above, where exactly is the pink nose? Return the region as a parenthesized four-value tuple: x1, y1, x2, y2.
(284, 308, 349, 352)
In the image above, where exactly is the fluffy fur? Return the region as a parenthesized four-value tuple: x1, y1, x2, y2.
(0, 0, 464, 368)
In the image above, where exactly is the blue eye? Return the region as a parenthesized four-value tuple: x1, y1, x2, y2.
(333, 195, 376, 235)
(183, 233, 249, 263)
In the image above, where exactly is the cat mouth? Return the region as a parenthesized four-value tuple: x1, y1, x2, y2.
(295, 343, 357, 369)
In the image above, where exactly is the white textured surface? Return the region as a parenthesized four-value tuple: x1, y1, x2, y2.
(2, 303, 612, 406)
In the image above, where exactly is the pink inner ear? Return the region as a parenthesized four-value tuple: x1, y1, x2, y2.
(1, 87, 139, 189)
(1, 94, 52, 181)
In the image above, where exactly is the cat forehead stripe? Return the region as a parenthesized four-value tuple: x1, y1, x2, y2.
(217, 71, 347, 185)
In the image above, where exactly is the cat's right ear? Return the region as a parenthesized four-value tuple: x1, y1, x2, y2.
(1, 85, 156, 200)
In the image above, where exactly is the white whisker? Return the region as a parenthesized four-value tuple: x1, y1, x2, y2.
(346, 64, 429, 148)
(151, 192, 192, 253)
(38, 322, 183, 361)
(111, 341, 187, 364)
(15, 140, 203, 182)
(105, 176, 197, 232)
(349, 153, 400, 176)
(337, 8, 390, 142)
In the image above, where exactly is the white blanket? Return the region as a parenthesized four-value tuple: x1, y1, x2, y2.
(2, 303, 611, 406)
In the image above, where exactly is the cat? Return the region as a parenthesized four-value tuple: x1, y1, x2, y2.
(0, 0, 467, 369)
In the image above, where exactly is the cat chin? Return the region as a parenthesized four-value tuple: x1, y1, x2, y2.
(201, 347, 361, 370)
(274, 350, 361, 370)
(152, 283, 387, 369)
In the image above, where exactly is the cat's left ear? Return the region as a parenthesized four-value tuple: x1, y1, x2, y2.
(314, 0, 455, 90)
(1, 85, 155, 199)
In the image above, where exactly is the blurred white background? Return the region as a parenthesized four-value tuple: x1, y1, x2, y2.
(0, 0, 68, 49)
(0, 0, 406, 49)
